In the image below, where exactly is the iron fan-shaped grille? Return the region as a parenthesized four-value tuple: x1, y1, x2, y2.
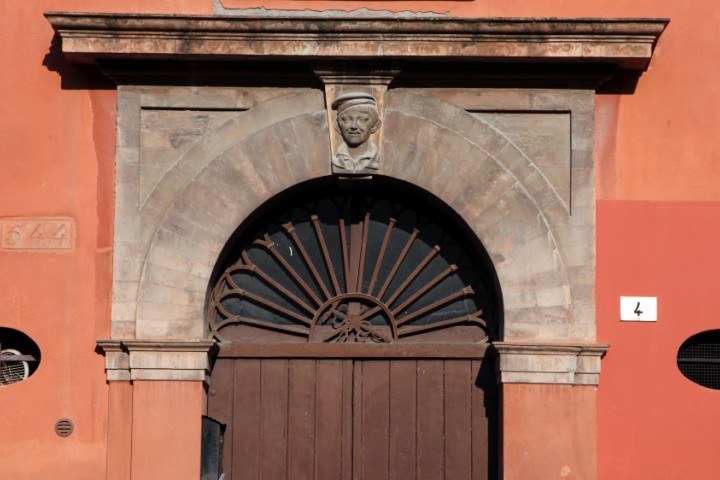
(209, 191, 497, 343)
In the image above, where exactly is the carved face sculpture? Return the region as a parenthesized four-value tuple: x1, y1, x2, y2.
(336, 105, 380, 147)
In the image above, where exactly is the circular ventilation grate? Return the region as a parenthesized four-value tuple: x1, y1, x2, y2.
(55, 418, 74, 437)
(677, 330, 720, 390)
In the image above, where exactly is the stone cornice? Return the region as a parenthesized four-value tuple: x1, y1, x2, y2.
(493, 341, 610, 386)
(46, 13, 667, 70)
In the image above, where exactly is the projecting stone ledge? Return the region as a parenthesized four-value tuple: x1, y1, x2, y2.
(493, 342, 610, 386)
(97, 339, 218, 383)
(46, 13, 667, 70)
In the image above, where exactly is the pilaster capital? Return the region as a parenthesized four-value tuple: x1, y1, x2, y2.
(492, 341, 610, 386)
(97, 339, 217, 383)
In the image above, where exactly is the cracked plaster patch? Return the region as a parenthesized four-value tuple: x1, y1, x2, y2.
(213, 2, 450, 18)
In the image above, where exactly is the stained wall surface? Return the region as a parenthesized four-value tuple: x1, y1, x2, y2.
(1, 1, 719, 479)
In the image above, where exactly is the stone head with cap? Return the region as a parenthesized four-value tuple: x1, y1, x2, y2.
(332, 92, 382, 148)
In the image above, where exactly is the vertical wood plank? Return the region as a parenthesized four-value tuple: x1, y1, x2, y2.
(288, 359, 317, 480)
(207, 359, 234, 480)
(389, 360, 417, 480)
(341, 360, 353, 480)
(315, 360, 344, 480)
(357, 360, 391, 480)
(416, 359, 445, 480)
(260, 359, 289, 480)
(233, 359, 261, 480)
(445, 360, 473, 480)
(352, 361, 363, 480)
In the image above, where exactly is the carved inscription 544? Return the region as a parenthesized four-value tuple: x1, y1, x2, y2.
(1, 218, 74, 251)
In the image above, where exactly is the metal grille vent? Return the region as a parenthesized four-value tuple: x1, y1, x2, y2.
(0, 330, 40, 385)
(0, 349, 29, 385)
(55, 418, 74, 437)
(677, 330, 720, 390)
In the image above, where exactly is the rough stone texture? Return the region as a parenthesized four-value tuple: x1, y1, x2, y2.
(384, 89, 595, 341)
(112, 84, 595, 349)
(473, 112, 571, 210)
(140, 109, 240, 206)
(113, 87, 328, 340)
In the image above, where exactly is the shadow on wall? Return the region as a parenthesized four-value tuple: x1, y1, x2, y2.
(477, 354, 500, 480)
(42, 33, 115, 90)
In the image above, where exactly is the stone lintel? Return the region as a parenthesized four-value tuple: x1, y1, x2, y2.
(97, 339, 217, 383)
(493, 341, 610, 386)
(46, 13, 667, 70)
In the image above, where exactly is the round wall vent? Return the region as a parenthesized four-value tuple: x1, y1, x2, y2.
(55, 418, 74, 437)
(677, 330, 720, 390)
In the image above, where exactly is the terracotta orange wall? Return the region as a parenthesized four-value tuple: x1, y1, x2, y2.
(2, 1, 719, 479)
(130, 381, 205, 479)
(0, 2, 211, 479)
(501, 384, 597, 480)
(597, 202, 720, 479)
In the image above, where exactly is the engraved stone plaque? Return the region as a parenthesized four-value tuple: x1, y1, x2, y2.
(1, 217, 74, 250)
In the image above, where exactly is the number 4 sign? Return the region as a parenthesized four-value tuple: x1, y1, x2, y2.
(620, 296, 657, 322)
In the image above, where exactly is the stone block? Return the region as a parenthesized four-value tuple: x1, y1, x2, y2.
(494, 342, 608, 385)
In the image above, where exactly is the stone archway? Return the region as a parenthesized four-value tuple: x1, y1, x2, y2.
(122, 89, 589, 346)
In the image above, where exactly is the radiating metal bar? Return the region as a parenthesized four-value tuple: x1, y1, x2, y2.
(311, 214, 341, 296)
(214, 315, 309, 336)
(254, 235, 323, 306)
(391, 264, 457, 316)
(358, 306, 382, 321)
(396, 286, 475, 326)
(227, 257, 315, 315)
(385, 245, 441, 307)
(348, 216, 363, 293)
(311, 327, 345, 343)
(376, 228, 419, 300)
(339, 217, 351, 293)
(217, 287, 312, 325)
(397, 310, 485, 337)
(283, 221, 332, 300)
(367, 218, 396, 296)
(355, 212, 371, 293)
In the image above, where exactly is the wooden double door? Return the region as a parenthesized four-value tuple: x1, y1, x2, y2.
(208, 352, 495, 480)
